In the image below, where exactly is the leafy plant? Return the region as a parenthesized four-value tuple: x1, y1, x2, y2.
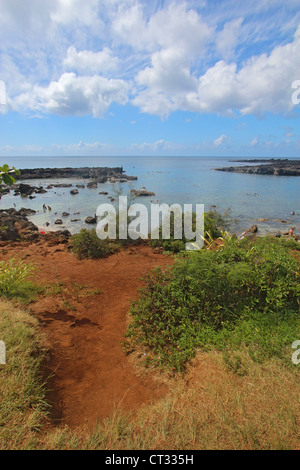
(0, 258, 39, 301)
(0, 164, 20, 186)
(70, 228, 118, 259)
(149, 209, 232, 254)
(124, 237, 300, 371)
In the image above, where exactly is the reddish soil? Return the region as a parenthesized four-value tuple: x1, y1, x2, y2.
(0, 240, 173, 429)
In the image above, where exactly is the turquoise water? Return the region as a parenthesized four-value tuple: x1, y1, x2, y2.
(1, 156, 299, 236)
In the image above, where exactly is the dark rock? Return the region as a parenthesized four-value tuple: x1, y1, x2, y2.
(17, 208, 36, 217)
(70, 189, 79, 195)
(130, 189, 155, 197)
(87, 181, 98, 189)
(35, 187, 47, 194)
(18, 183, 36, 196)
(96, 176, 108, 184)
(215, 159, 300, 177)
(62, 212, 70, 217)
(0, 208, 38, 241)
(85, 216, 97, 224)
(55, 219, 63, 225)
(14, 166, 129, 180)
(99, 191, 108, 195)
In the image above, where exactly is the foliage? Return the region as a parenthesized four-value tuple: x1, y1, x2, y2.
(124, 237, 300, 371)
(149, 209, 232, 253)
(0, 258, 40, 301)
(70, 228, 118, 259)
(0, 164, 20, 186)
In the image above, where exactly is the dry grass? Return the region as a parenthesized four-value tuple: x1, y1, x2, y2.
(0, 299, 49, 450)
(41, 351, 300, 450)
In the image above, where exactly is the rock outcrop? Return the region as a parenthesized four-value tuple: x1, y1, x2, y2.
(0, 208, 39, 241)
(0, 208, 71, 243)
(11, 166, 137, 183)
(215, 159, 300, 176)
(130, 189, 155, 197)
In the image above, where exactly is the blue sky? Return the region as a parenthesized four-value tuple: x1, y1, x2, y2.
(0, 0, 300, 157)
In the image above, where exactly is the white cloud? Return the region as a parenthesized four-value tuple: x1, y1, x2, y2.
(1, 0, 300, 121)
(64, 46, 119, 74)
(136, 48, 197, 94)
(112, 2, 213, 52)
(214, 134, 228, 146)
(11, 73, 130, 118)
(51, 0, 101, 26)
(216, 17, 243, 59)
(134, 24, 300, 117)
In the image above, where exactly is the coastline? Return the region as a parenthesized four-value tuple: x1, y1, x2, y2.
(215, 159, 300, 176)
(1, 159, 299, 238)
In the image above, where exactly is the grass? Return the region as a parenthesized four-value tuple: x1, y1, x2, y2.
(39, 351, 300, 450)
(0, 258, 43, 303)
(0, 299, 49, 450)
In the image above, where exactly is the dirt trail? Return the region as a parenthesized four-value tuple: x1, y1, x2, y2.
(0, 241, 172, 428)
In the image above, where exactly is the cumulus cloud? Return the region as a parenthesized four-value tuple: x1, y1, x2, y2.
(64, 46, 119, 74)
(134, 24, 300, 117)
(11, 73, 130, 117)
(112, 1, 213, 52)
(1, 0, 300, 121)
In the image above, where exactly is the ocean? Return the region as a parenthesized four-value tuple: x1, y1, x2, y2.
(1, 155, 299, 236)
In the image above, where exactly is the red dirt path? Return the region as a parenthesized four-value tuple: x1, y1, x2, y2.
(0, 240, 173, 429)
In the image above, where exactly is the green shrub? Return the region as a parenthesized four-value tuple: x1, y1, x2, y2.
(71, 228, 117, 259)
(124, 237, 300, 371)
(149, 209, 231, 253)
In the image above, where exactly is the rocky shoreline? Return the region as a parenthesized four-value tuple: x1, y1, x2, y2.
(13, 166, 138, 182)
(0, 166, 138, 200)
(0, 208, 71, 243)
(1, 207, 298, 243)
(215, 159, 300, 176)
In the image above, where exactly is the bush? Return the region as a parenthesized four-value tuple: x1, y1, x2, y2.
(124, 237, 300, 371)
(149, 209, 231, 253)
(71, 229, 117, 259)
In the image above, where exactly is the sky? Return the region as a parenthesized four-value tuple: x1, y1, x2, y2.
(0, 0, 300, 158)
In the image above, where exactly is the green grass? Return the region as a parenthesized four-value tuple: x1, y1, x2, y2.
(0, 258, 43, 303)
